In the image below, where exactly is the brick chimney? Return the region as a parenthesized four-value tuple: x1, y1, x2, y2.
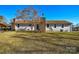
(12, 18, 16, 30)
(39, 17, 46, 32)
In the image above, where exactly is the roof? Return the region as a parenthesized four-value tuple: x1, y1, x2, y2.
(46, 20, 72, 24)
(14, 20, 33, 24)
(13, 20, 72, 25)
(0, 22, 7, 27)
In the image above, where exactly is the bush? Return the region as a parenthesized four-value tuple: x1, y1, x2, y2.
(2, 27, 8, 31)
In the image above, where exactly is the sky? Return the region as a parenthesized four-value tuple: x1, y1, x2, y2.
(0, 5, 79, 24)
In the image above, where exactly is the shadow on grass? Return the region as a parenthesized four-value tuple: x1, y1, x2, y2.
(11, 33, 79, 53)
(47, 32, 79, 40)
(0, 41, 20, 53)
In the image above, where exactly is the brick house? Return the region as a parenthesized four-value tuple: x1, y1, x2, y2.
(12, 17, 72, 32)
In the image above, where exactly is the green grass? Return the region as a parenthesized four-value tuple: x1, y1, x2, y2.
(0, 31, 79, 53)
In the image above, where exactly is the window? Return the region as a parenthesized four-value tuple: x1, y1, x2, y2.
(17, 24, 20, 28)
(29, 24, 32, 26)
(62, 24, 64, 28)
(47, 24, 49, 27)
(54, 24, 56, 28)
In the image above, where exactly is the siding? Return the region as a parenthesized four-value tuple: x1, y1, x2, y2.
(14, 24, 72, 32)
(15, 24, 34, 31)
(46, 24, 72, 32)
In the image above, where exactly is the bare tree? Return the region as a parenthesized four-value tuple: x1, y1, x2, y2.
(0, 16, 4, 22)
(15, 7, 37, 20)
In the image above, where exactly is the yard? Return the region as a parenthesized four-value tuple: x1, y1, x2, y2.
(0, 31, 79, 53)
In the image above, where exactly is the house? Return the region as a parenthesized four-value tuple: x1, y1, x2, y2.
(0, 22, 7, 31)
(12, 17, 72, 32)
(12, 17, 46, 32)
(46, 20, 72, 32)
(72, 26, 79, 31)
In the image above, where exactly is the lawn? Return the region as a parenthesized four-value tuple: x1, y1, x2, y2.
(0, 31, 79, 54)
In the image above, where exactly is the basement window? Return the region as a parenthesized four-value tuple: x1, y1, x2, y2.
(60, 29, 63, 32)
